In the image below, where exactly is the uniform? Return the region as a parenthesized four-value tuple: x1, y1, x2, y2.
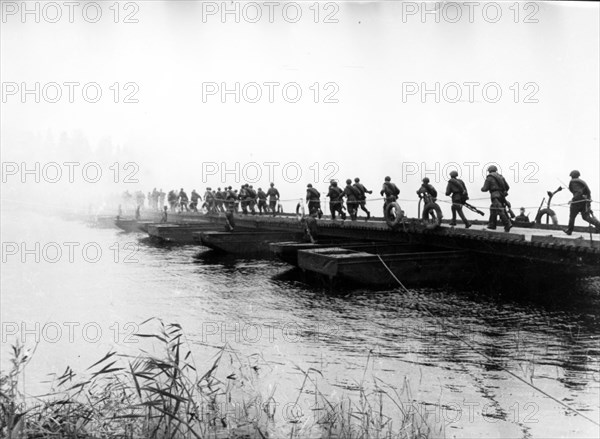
(341, 180, 361, 220)
(327, 183, 346, 220)
(481, 169, 511, 231)
(353, 179, 372, 219)
(257, 189, 268, 214)
(445, 174, 471, 227)
(306, 185, 322, 218)
(380, 178, 400, 214)
(266, 185, 280, 215)
(565, 171, 600, 234)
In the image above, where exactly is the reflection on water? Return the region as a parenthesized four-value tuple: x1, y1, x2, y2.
(1, 209, 599, 438)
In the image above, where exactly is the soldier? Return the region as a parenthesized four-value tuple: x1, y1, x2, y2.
(257, 187, 268, 214)
(167, 190, 177, 212)
(327, 180, 346, 220)
(380, 176, 400, 214)
(417, 178, 439, 221)
(564, 170, 600, 235)
(306, 183, 322, 218)
(152, 187, 159, 210)
(190, 189, 201, 212)
(225, 186, 237, 212)
(233, 189, 240, 212)
(178, 188, 189, 213)
(239, 184, 249, 214)
(340, 179, 361, 221)
(266, 182, 280, 216)
(215, 188, 225, 212)
(445, 171, 471, 228)
(158, 188, 166, 210)
(203, 188, 214, 212)
(247, 185, 257, 214)
(417, 177, 437, 200)
(353, 177, 373, 220)
(514, 207, 530, 224)
(160, 206, 168, 223)
(481, 165, 511, 232)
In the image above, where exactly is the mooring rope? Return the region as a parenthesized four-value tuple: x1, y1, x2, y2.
(375, 254, 600, 427)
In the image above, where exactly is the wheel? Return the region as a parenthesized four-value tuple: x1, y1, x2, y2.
(534, 208, 558, 225)
(422, 203, 443, 230)
(385, 202, 404, 229)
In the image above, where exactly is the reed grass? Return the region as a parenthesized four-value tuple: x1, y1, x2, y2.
(1, 319, 439, 438)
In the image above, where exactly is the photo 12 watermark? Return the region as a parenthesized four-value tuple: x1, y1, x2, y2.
(202, 82, 340, 103)
(1, 82, 140, 103)
(1, 162, 140, 184)
(401, 82, 540, 104)
(1, 241, 140, 264)
(199, 320, 339, 344)
(1, 321, 141, 344)
(200, 161, 340, 184)
(1, 1, 140, 24)
(200, 1, 340, 24)
(399, 1, 540, 24)
(400, 161, 540, 184)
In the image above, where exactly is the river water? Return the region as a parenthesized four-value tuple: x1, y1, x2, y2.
(1, 208, 599, 438)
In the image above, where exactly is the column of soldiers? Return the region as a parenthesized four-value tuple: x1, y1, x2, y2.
(143, 167, 599, 233)
(153, 184, 282, 216)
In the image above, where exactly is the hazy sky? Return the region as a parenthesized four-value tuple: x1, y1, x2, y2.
(1, 1, 599, 218)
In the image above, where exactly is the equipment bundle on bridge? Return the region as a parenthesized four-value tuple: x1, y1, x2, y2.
(114, 210, 600, 291)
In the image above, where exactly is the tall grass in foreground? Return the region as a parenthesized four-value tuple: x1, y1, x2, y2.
(1, 319, 440, 438)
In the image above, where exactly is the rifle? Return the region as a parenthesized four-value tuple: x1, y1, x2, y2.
(464, 202, 485, 216)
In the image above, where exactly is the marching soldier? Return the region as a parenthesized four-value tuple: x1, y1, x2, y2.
(266, 183, 280, 216)
(380, 176, 400, 214)
(340, 179, 360, 221)
(353, 177, 372, 220)
(306, 183, 323, 218)
(327, 180, 346, 220)
(257, 187, 268, 214)
(445, 171, 471, 228)
(564, 170, 600, 235)
(481, 165, 511, 232)
(178, 188, 189, 213)
(190, 189, 201, 212)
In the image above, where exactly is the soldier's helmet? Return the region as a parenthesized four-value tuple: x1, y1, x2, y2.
(354, 178, 360, 182)
(422, 178, 430, 184)
(258, 187, 262, 191)
(384, 176, 391, 182)
(449, 171, 458, 178)
(307, 183, 312, 188)
(346, 179, 352, 185)
(570, 170, 580, 178)
(270, 182, 275, 186)
(487, 165, 498, 173)
(332, 181, 338, 186)
(217, 187, 221, 190)
(249, 185, 253, 188)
